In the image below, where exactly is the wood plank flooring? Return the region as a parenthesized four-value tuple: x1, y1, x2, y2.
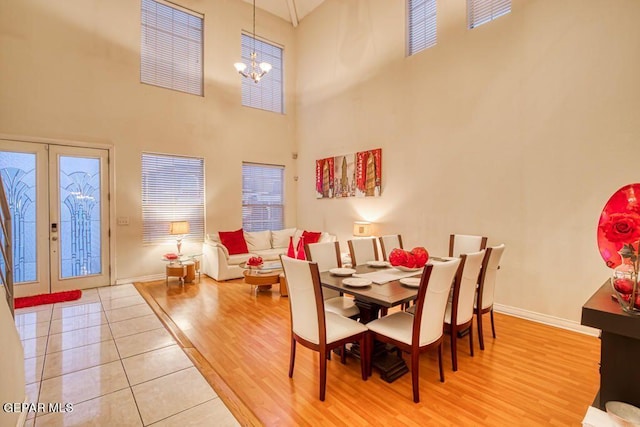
(136, 276, 600, 426)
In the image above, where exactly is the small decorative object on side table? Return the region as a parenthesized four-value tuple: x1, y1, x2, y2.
(598, 183, 640, 315)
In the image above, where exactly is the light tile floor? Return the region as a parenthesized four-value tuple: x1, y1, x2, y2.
(15, 284, 239, 427)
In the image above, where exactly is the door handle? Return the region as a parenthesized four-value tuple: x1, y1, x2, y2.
(51, 236, 58, 241)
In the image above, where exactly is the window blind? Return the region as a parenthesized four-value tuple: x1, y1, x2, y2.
(242, 163, 284, 232)
(141, 0, 203, 96)
(240, 34, 284, 114)
(467, 0, 511, 29)
(408, 0, 437, 56)
(141, 153, 204, 244)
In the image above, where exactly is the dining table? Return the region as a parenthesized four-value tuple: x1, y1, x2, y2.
(319, 257, 455, 382)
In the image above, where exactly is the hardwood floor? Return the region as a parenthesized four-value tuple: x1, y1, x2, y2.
(136, 276, 600, 426)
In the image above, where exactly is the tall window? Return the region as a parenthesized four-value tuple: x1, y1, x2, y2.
(141, 153, 204, 244)
(467, 0, 511, 29)
(240, 34, 284, 113)
(141, 0, 203, 96)
(407, 0, 437, 56)
(242, 163, 284, 232)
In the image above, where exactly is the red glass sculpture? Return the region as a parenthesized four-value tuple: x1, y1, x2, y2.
(597, 183, 640, 268)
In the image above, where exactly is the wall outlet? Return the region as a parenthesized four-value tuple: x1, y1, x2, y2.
(117, 216, 130, 225)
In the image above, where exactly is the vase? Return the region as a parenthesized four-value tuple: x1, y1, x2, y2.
(611, 262, 640, 315)
(287, 236, 295, 258)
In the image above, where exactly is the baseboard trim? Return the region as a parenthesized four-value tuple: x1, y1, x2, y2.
(494, 303, 600, 337)
(115, 274, 164, 285)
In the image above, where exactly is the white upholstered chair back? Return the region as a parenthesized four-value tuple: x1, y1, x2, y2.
(347, 237, 379, 266)
(281, 256, 323, 345)
(305, 242, 342, 299)
(305, 242, 341, 272)
(478, 244, 505, 310)
(415, 258, 461, 346)
(378, 234, 403, 261)
(449, 234, 488, 258)
(453, 251, 485, 325)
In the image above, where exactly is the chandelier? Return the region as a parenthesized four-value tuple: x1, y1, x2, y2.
(234, 0, 272, 83)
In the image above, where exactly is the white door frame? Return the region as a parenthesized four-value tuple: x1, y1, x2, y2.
(0, 134, 116, 293)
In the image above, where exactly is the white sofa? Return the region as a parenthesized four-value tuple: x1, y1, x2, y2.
(202, 228, 336, 281)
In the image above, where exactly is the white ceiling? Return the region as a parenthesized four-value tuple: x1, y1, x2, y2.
(244, 0, 326, 27)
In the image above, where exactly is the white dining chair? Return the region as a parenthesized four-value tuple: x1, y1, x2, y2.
(366, 258, 461, 403)
(449, 234, 488, 258)
(444, 250, 485, 371)
(347, 237, 379, 266)
(378, 234, 404, 261)
(304, 241, 359, 319)
(475, 244, 506, 350)
(280, 255, 369, 401)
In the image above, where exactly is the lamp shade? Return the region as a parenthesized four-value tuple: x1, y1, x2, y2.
(169, 221, 190, 235)
(353, 221, 373, 237)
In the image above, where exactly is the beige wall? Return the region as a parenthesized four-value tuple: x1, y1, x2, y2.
(0, 0, 298, 280)
(294, 0, 640, 322)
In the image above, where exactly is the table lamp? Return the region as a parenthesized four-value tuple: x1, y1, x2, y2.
(353, 221, 373, 238)
(169, 221, 190, 255)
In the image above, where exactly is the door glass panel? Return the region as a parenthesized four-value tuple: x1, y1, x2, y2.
(59, 156, 102, 278)
(0, 152, 37, 284)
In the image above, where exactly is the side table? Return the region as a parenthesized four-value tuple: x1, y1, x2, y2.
(166, 264, 186, 285)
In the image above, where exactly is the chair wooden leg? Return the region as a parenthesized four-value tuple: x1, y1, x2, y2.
(319, 350, 327, 401)
(380, 307, 388, 317)
(469, 322, 474, 357)
(451, 326, 458, 372)
(289, 338, 296, 378)
(438, 344, 445, 383)
(477, 312, 485, 351)
(360, 335, 368, 381)
(490, 309, 496, 338)
(411, 350, 420, 403)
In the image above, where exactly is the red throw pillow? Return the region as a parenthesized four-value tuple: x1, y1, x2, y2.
(218, 229, 249, 255)
(302, 230, 322, 244)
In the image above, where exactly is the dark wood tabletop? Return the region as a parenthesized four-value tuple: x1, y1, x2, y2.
(319, 265, 421, 309)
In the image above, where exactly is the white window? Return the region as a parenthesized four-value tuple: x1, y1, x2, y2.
(407, 0, 437, 56)
(240, 34, 284, 113)
(141, 0, 203, 96)
(242, 163, 284, 232)
(141, 153, 204, 244)
(467, 0, 511, 29)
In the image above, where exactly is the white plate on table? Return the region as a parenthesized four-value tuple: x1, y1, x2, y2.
(394, 265, 423, 272)
(342, 278, 372, 288)
(399, 278, 421, 288)
(329, 267, 356, 277)
(367, 260, 390, 268)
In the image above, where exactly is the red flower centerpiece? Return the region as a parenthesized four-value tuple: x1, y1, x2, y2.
(247, 256, 264, 269)
(598, 184, 640, 314)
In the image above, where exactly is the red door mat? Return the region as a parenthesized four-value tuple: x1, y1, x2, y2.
(15, 290, 82, 309)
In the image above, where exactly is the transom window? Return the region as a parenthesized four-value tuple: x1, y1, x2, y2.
(467, 0, 511, 29)
(141, 153, 204, 244)
(141, 0, 203, 96)
(240, 34, 284, 114)
(407, 0, 437, 56)
(242, 163, 284, 232)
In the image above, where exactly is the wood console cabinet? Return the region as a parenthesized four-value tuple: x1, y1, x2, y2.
(581, 281, 640, 409)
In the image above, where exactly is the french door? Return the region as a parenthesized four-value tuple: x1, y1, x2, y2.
(0, 140, 110, 297)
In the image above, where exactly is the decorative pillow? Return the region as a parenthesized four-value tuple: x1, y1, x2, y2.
(244, 230, 272, 252)
(218, 229, 249, 255)
(302, 230, 322, 244)
(271, 228, 296, 248)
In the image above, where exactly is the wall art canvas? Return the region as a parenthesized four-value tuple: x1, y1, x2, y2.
(333, 154, 356, 198)
(355, 148, 382, 197)
(315, 157, 334, 198)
